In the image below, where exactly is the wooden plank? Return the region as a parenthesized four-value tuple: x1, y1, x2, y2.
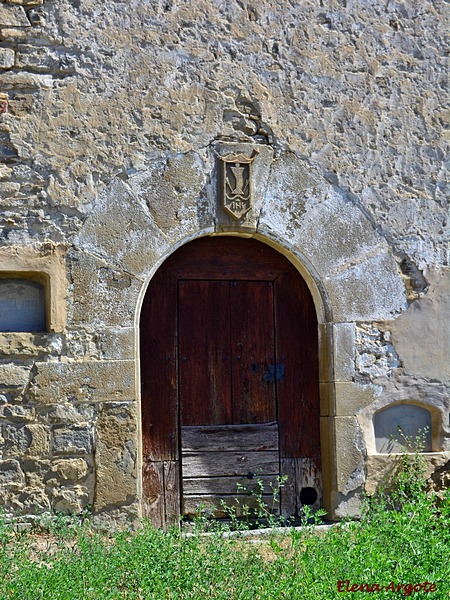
(163, 460, 181, 527)
(181, 422, 279, 452)
(140, 267, 178, 461)
(280, 457, 297, 518)
(163, 237, 288, 282)
(179, 280, 232, 426)
(181, 450, 279, 478)
(182, 475, 278, 496)
(295, 456, 322, 510)
(275, 269, 321, 458)
(230, 281, 276, 424)
(280, 457, 322, 517)
(142, 461, 165, 528)
(183, 494, 276, 518)
(142, 461, 182, 528)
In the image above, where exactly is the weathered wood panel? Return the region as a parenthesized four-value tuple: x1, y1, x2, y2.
(142, 460, 181, 528)
(179, 280, 233, 426)
(182, 451, 279, 478)
(181, 422, 278, 452)
(142, 461, 165, 528)
(163, 237, 288, 282)
(140, 267, 178, 462)
(182, 475, 278, 495)
(275, 270, 320, 458)
(230, 281, 276, 424)
(279, 457, 297, 518)
(280, 456, 322, 517)
(163, 460, 181, 526)
(183, 494, 275, 518)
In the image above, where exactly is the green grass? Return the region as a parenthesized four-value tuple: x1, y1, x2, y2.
(1, 447, 449, 599)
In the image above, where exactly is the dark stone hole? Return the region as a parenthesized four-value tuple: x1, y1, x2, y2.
(300, 487, 318, 506)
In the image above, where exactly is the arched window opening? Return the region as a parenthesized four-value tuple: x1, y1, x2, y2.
(374, 403, 432, 453)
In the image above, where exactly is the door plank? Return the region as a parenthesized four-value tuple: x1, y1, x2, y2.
(182, 475, 278, 495)
(182, 451, 279, 478)
(179, 280, 232, 426)
(183, 494, 275, 518)
(163, 460, 181, 526)
(142, 461, 165, 528)
(140, 267, 178, 462)
(230, 281, 276, 424)
(163, 237, 286, 281)
(275, 271, 320, 458)
(280, 456, 322, 517)
(181, 422, 278, 452)
(142, 461, 181, 528)
(280, 457, 297, 518)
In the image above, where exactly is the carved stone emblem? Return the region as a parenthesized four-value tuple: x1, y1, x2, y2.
(219, 150, 259, 220)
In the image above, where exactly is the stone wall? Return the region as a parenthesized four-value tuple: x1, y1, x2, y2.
(0, 0, 448, 523)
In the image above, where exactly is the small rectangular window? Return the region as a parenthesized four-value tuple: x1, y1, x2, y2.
(0, 278, 46, 332)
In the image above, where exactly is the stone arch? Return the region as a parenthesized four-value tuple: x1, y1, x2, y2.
(73, 151, 407, 520)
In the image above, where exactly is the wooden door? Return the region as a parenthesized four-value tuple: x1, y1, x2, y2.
(140, 237, 321, 527)
(179, 279, 280, 517)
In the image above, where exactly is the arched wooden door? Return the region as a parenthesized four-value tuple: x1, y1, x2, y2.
(140, 237, 321, 527)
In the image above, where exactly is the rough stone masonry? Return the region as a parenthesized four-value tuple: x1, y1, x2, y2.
(0, 0, 448, 525)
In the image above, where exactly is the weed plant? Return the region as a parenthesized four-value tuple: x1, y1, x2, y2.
(0, 435, 449, 599)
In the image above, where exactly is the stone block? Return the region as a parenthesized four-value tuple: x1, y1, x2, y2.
(29, 361, 135, 404)
(51, 458, 89, 482)
(335, 382, 376, 417)
(96, 401, 137, 449)
(75, 178, 167, 278)
(95, 328, 136, 360)
(0, 459, 24, 485)
(365, 452, 450, 496)
(329, 490, 363, 520)
(318, 323, 333, 384)
(38, 403, 95, 424)
(319, 382, 334, 417)
(319, 416, 335, 514)
(0, 333, 65, 359)
(52, 425, 94, 455)
(0, 404, 35, 421)
(0, 364, 31, 388)
(333, 322, 355, 382)
(3, 423, 49, 457)
(16, 45, 76, 73)
(0, 5, 30, 27)
(51, 486, 90, 513)
(389, 267, 450, 381)
(130, 152, 211, 235)
(18, 488, 51, 513)
(260, 153, 321, 237)
(324, 253, 406, 322)
(334, 417, 365, 495)
(68, 249, 142, 329)
(21, 459, 51, 488)
(0, 48, 14, 69)
(296, 193, 384, 276)
(94, 444, 137, 511)
(94, 402, 138, 511)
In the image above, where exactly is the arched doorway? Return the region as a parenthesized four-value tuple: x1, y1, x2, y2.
(140, 236, 321, 527)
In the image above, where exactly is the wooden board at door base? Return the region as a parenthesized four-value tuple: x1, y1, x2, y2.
(140, 236, 321, 527)
(181, 423, 280, 518)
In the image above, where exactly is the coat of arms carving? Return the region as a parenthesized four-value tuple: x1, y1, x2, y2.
(219, 150, 259, 220)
